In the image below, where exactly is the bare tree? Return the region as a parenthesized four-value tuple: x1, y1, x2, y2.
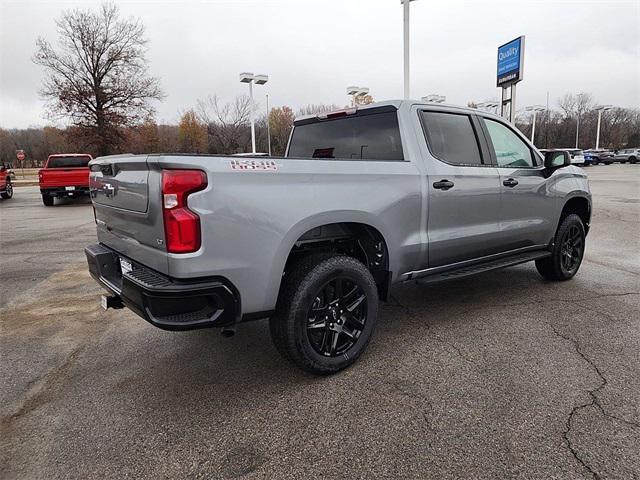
(33, 2, 164, 155)
(197, 95, 253, 154)
(296, 104, 343, 116)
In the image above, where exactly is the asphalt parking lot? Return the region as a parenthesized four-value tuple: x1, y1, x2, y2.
(1, 165, 639, 479)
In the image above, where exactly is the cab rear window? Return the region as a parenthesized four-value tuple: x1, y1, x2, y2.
(287, 111, 404, 161)
(47, 156, 92, 168)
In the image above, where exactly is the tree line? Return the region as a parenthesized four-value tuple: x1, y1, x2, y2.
(513, 93, 640, 150)
(1, 2, 639, 167)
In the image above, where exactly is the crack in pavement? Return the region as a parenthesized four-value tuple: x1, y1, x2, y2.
(1, 346, 84, 432)
(549, 323, 640, 480)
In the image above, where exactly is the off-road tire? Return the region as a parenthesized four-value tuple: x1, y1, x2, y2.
(269, 253, 378, 375)
(536, 213, 585, 281)
(42, 194, 54, 206)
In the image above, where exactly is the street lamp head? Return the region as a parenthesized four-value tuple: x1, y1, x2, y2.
(595, 104, 613, 111)
(356, 87, 370, 96)
(477, 101, 498, 109)
(254, 74, 269, 85)
(525, 105, 545, 112)
(347, 86, 360, 96)
(239, 72, 255, 83)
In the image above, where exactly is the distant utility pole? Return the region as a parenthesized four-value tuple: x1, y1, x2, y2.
(525, 105, 545, 144)
(594, 105, 613, 149)
(239, 72, 269, 154)
(266, 94, 272, 156)
(402, 0, 415, 99)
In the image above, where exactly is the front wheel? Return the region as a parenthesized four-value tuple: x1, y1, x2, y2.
(1, 181, 12, 199)
(536, 214, 586, 281)
(269, 254, 379, 375)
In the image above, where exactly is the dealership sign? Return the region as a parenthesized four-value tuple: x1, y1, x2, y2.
(497, 36, 525, 87)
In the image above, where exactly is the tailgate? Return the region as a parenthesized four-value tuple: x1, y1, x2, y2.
(89, 155, 168, 274)
(90, 156, 150, 212)
(41, 168, 89, 187)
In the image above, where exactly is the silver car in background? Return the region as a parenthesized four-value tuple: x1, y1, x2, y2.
(565, 148, 585, 165)
(613, 148, 639, 164)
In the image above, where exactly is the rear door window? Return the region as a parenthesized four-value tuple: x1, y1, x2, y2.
(419, 111, 483, 166)
(47, 156, 92, 168)
(287, 111, 404, 161)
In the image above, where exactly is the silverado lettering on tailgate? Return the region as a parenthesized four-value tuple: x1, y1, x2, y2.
(230, 160, 279, 171)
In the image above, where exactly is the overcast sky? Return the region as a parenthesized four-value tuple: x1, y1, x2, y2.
(1, 0, 638, 128)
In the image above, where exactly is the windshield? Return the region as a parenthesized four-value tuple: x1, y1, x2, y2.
(287, 111, 404, 161)
(47, 155, 92, 168)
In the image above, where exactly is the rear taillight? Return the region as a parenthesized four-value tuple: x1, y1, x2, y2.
(161, 169, 207, 253)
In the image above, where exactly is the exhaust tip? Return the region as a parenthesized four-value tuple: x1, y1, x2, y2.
(221, 328, 236, 338)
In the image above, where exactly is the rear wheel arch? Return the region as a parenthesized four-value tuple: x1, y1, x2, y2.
(278, 221, 391, 302)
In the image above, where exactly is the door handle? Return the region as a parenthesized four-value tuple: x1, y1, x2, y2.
(433, 179, 454, 190)
(503, 178, 519, 187)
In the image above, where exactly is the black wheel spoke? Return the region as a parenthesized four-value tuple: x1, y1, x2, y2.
(329, 330, 339, 355)
(342, 283, 359, 303)
(308, 319, 326, 329)
(560, 225, 584, 273)
(346, 293, 366, 312)
(319, 330, 329, 352)
(306, 275, 368, 358)
(343, 327, 359, 341)
(345, 313, 365, 330)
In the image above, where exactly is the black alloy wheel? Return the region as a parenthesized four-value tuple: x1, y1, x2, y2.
(306, 277, 367, 357)
(269, 254, 379, 374)
(536, 213, 586, 281)
(560, 224, 584, 276)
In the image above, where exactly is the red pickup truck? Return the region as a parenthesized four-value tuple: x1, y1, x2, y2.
(0, 164, 13, 200)
(39, 154, 92, 206)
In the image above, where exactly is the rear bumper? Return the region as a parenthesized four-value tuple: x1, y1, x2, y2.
(41, 186, 90, 196)
(85, 243, 240, 331)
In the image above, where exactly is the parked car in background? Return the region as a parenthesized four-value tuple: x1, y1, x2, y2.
(540, 148, 585, 166)
(613, 148, 639, 164)
(39, 154, 92, 206)
(0, 163, 14, 199)
(86, 100, 592, 374)
(565, 148, 585, 165)
(584, 149, 614, 165)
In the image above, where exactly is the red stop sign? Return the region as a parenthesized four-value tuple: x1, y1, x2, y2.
(16, 150, 25, 161)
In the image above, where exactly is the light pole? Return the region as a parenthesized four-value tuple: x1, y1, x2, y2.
(525, 105, 545, 144)
(402, 0, 415, 99)
(422, 94, 446, 103)
(266, 94, 272, 156)
(346, 86, 370, 106)
(594, 105, 613, 150)
(239, 72, 269, 154)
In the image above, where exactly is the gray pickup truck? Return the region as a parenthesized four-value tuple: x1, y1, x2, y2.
(86, 100, 591, 374)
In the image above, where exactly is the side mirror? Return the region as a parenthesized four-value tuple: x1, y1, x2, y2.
(544, 151, 571, 171)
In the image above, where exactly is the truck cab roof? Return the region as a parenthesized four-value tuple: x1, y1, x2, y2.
(294, 100, 490, 124)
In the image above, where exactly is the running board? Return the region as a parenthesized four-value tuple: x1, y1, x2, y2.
(412, 250, 551, 285)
